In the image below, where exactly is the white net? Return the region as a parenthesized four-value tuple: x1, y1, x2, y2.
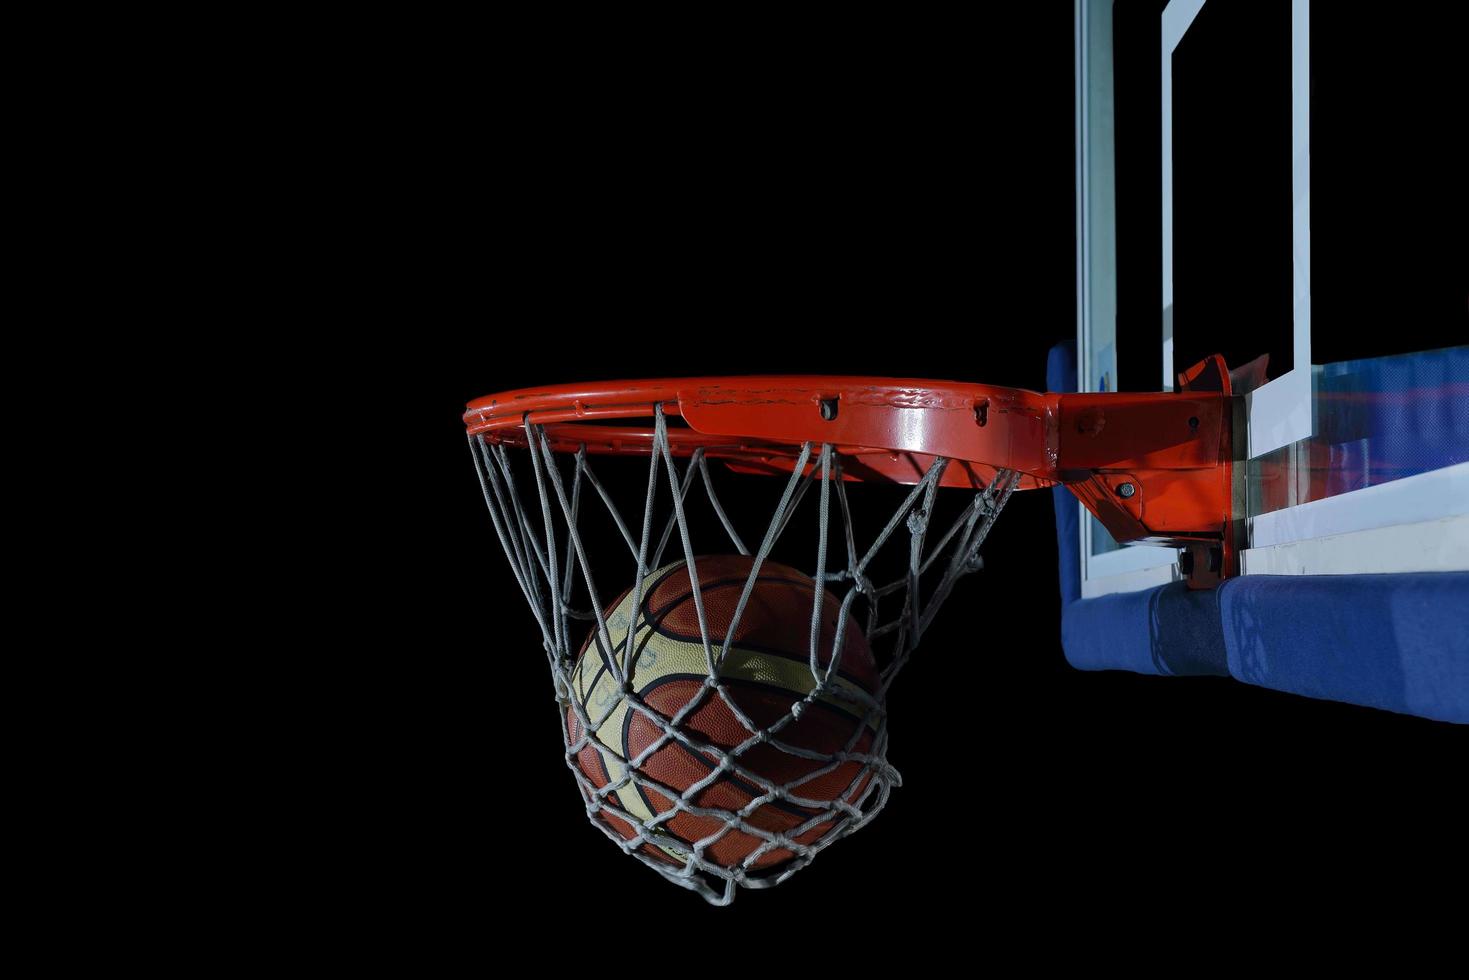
(469, 405, 1017, 904)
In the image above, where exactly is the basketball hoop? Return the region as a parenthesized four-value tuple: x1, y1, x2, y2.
(465, 371, 1235, 903)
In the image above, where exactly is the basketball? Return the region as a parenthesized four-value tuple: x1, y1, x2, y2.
(564, 555, 880, 873)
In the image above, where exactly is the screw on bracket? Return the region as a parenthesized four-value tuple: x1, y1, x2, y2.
(1116, 482, 1136, 499)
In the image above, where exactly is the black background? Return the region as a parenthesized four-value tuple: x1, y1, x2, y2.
(363, 5, 1463, 931)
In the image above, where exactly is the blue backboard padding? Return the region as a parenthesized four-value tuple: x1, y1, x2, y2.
(1061, 585, 1159, 674)
(1220, 573, 1469, 724)
(1047, 341, 1081, 606)
(1314, 346, 1468, 494)
(1061, 582, 1230, 677)
(1051, 484, 1080, 608)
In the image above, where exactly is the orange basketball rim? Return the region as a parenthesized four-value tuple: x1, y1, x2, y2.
(464, 357, 1239, 588)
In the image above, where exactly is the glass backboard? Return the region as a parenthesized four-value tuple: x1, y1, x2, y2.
(1075, 0, 1468, 598)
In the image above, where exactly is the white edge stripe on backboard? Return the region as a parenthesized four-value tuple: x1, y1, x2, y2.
(1081, 560, 1181, 600)
(1241, 514, 1469, 575)
(1250, 461, 1469, 549)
